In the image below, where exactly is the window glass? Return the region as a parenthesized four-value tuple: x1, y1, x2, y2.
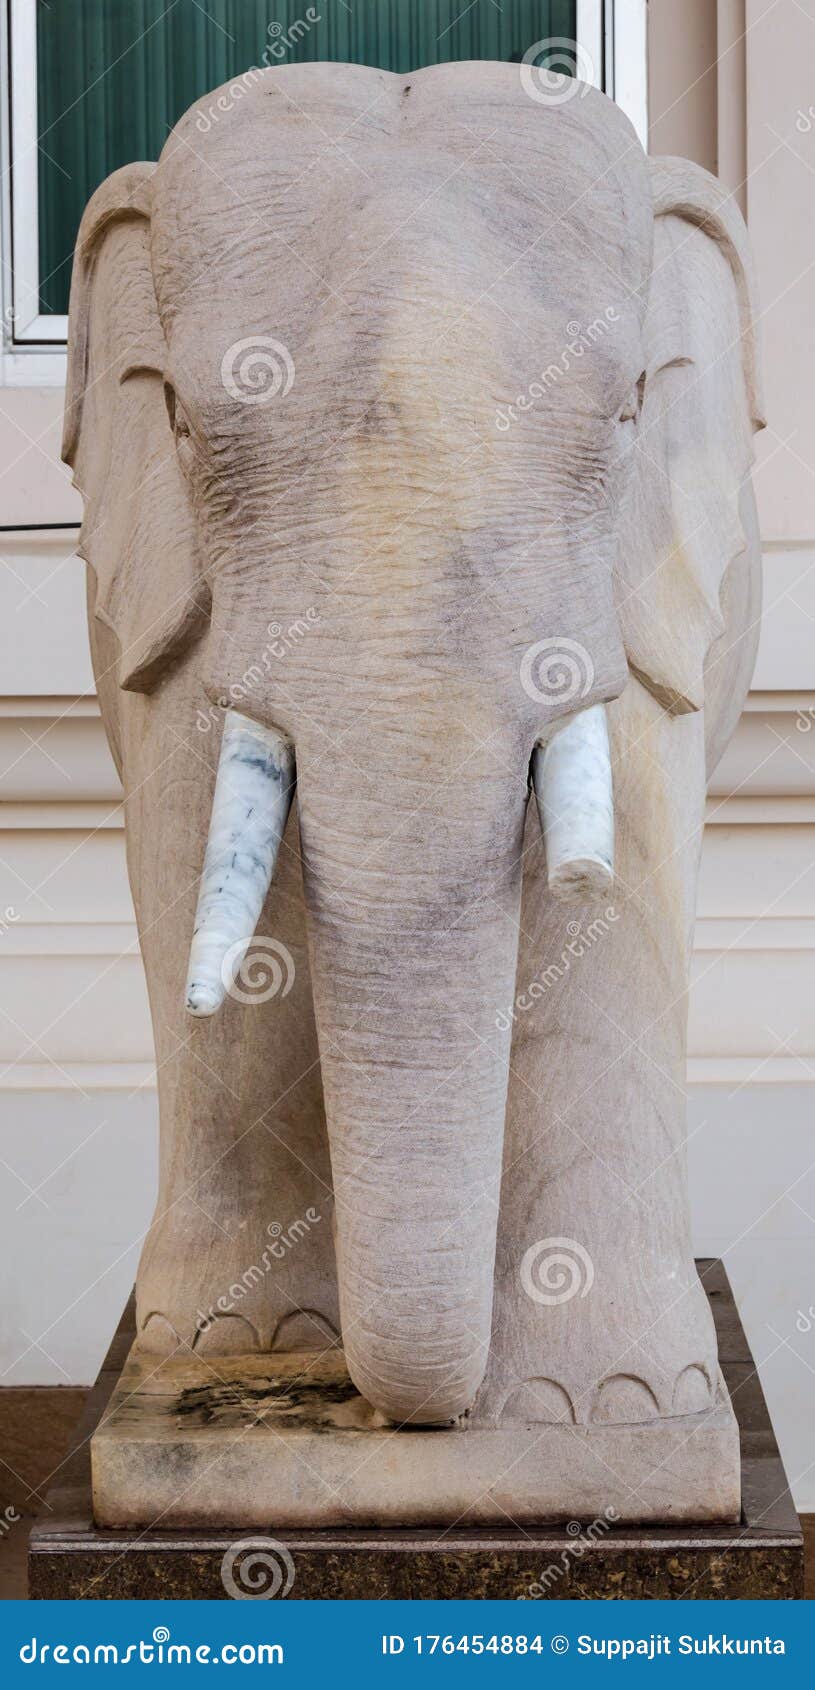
(36, 0, 577, 316)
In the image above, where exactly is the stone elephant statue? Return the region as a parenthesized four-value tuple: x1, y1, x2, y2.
(63, 63, 762, 1484)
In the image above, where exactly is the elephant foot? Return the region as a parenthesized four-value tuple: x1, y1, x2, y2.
(489, 1257, 721, 1428)
(589, 1360, 714, 1423)
(137, 1304, 341, 1357)
(134, 1199, 339, 1359)
(499, 1359, 717, 1427)
(137, 1309, 260, 1357)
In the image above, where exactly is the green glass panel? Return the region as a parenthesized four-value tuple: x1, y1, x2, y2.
(35, 0, 576, 317)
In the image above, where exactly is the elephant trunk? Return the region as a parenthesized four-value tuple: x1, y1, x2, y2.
(296, 725, 526, 1425)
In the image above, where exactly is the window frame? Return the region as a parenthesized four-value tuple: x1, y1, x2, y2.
(5, 0, 58, 346)
(1, 0, 647, 380)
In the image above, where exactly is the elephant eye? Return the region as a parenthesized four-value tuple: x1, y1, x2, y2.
(618, 371, 646, 425)
(163, 382, 177, 431)
(164, 382, 191, 437)
(164, 383, 195, 467)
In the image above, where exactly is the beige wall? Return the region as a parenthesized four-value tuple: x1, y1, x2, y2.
(649, 0, 718, 172)
(2, 4, 815, 1505)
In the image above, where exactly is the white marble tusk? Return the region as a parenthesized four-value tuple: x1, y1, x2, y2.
(185, 711, 295, 1017)
(531, 704, 614, 901)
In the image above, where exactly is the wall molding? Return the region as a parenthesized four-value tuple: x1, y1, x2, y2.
(6, 1061, 815, 1095)
(5, 691, 815, 814)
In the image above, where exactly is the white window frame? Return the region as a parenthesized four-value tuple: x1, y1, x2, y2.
(576, 0, 648, 145)
(6, 0, 62, 344)
(1, 0, 647, 383)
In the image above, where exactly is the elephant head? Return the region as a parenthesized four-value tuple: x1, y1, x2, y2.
(63, 64, 762, 1426)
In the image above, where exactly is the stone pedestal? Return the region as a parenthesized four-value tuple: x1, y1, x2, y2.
(29, 1263, 803, 1599)
(91, 1347, 739, 1531)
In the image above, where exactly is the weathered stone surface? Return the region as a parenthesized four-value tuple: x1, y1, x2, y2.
(91, 1344, 740, 1530)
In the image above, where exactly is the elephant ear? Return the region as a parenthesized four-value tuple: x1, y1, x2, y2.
(62, 163, 210, 692)
(616, 156, 765, 714)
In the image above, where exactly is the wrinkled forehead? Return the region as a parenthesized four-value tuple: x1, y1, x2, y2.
(151, 61, 651, 338)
